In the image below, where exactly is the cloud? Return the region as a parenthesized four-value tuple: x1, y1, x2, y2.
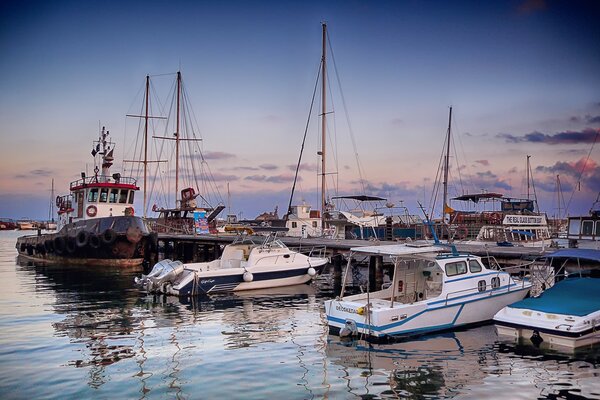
(497, 128, 599, 145)
(202, 151, 236, 160)
(209, 172, 240, 182)
(244, 174, 299, 184)
(231, 166, 260, 171)
(14, 169, 54, 179)
(535, 158, 600, 192)
(259, 164, 278, 171)
(517, 0, 547, 15)
(391, 118, 403, 126)
(588, 115, 600, 124)
(286, 163, 318, 172)
(474, 160, 489, 166)
(465, 171, 512, 191)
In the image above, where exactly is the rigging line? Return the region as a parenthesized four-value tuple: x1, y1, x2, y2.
(450, 111, 466, 196)
(565, 128, 599, 213)
(286, 60, 322, 221)
(325, 66, 340, 198)
(328, 32, 367, 194)
(429, 129, 447, 218)
(528, 160, 540, 213)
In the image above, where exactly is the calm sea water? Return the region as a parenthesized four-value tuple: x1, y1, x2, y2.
(1, 230, 599, 399)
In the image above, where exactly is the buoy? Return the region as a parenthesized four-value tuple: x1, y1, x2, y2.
(243, 271, 253, 282)
(307, 267, 316, 277)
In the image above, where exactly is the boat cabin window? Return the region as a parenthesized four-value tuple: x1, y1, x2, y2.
(109, 189, 119, 203)
(491, 276, 500, 289)
(477, 280, 486, 292)
(88, 188, 99, 203)
(99, 188, 109, 203)
(469, 260, 482, 273)
(291, 222, 297, 228)
(128, 191, 135, 204)
(445, 261, 467, 277)
(312, 221, 318, 228)
(582, 221, 594, 235)
(119, 190, 128, 204)
(596, 221, 600, 236)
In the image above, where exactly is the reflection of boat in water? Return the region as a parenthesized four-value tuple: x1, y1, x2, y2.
(136, 233, 328, 295)
(325, 326, 497, 398)
(15, 127, 153, 267)
(325, 243, 531, 340)
(494, 249, 600, 350)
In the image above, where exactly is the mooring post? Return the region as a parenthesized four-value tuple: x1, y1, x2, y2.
(369, 256, 377, 292)
(375, 255, 384, 289)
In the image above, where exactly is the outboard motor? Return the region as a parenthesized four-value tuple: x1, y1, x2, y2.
(339, 319, 359, 338)
(135, 259, 184, 293)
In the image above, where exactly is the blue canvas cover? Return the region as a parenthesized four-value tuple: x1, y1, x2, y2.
(509, 278, 600, 317)
(546, 249, 600, 262)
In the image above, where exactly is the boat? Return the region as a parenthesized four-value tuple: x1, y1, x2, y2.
(324, 243, 532, 340)
(16, 219, 36, 230)
(0, 218, 17, 230)
(494, 248, 600, 349)
(135, 233, 329, 295)
(566, 193, 600, 249)
(16, 127, 155, 267)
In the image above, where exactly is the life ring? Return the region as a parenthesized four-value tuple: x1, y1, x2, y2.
(76, 230, 90, 248)
(456, 225, 468, 240)
(86, 205, 98, 217)
(101, 229, 117, 245)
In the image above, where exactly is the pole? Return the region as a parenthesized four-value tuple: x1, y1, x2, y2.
(175, 71, 181, 208)
(143, 75, 149, 218)
(527, 155, 531, 200)
(320, 23, 327, 230)
(442, 106, 452, 223)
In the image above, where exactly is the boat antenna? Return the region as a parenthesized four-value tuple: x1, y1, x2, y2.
(284, 60, 322, 222)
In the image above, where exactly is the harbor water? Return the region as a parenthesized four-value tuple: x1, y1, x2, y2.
(1, 230, 599, 399)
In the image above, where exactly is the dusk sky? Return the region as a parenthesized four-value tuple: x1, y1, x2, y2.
(1, 0, 599, 221)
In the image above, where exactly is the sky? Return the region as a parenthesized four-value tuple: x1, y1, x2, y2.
(1, 0, 599, 221)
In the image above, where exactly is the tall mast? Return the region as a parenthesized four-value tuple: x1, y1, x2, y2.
(143, 75, 150, 218)
(526, 154, 531, 200)
(442, 106, 452, 223)
(50, 178, 55, 222)
(320, 22, 327, 230)
(175, 71, 181, 208)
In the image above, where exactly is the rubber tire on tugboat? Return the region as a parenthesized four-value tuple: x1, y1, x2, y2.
(20, 243, 26, 252)
(26, 244, 34, 256)
(65, 237, 77, 254)
(76, 230, 90, 248)
(101, 229, 117, 245)
(54, 236, 66, 255)
(36, 243, 46, 255)
(89, 234, 101, 249)
(44, 239, 54, 253)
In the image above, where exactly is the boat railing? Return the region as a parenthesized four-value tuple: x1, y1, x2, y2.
(442, 270, 526, 306)
(288, 245, 328, 258)
(70, 175, 137, 189)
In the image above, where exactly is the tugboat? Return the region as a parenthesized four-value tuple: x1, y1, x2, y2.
(16, 127, 156, 267)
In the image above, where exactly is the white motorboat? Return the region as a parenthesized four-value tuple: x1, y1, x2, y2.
(135, 234, 328, 295)
(324, 243, 531, 340)
(494, 249, 600, 349)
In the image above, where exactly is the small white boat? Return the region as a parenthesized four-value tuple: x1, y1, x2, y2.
(494, 249, 600, 349)
(324, 244, 531, 340)
(135, 234, 328, 295)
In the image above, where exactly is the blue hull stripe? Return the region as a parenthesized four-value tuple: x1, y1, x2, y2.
(327, 285, 530, 337)
(445, 271, 509, 284)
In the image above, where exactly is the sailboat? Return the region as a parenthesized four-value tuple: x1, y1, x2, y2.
(125, 72, 225, 235)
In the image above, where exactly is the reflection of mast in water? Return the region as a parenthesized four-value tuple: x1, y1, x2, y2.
(134, 318, 152, 399)
(167, 324, 182, 398)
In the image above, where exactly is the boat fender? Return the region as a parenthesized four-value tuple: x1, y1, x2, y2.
(339, 319, 359, 338)
(101, 229, 117, 245)
(44, 239, 54, 253)
(89, 234, 101, 249)
(54, 236, 66, 255)
(243, 271, 253, 282)
(86, 205, 97, 217)
(530, 330, 544, 347)
(357, 307, 365, 315)
(307, 267, 316, 277)
(76, 230, 90, 248)
(65, 237, 77, 254)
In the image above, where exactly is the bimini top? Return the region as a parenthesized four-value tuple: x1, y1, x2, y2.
(546, 249, 600, 263)
(508, 278, 600, 317)
(331, 195, 386, 202)
(350, 244, 446, 257)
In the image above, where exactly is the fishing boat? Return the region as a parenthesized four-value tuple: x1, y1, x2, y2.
(135, 233, 328, 295)
(494, 249, 600, 349)
(16, 127, 155, 267)
(324, 243, 532, 340)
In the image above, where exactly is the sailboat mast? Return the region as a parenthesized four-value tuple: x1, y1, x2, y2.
(175, 71, 181, 208)
(442, 106, 452, 223)
(320, 22, 327, 230)
(143, 75, 150, 218)
(50, 178, 54, 222)
(526, 155, 531, 200)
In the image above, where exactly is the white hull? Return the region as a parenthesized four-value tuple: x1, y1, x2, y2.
(495, 324, 600, 349)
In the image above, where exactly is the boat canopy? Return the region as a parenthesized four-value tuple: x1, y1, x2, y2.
(546, 249, 600, 263)
(332, 195, 386, 202)
(452, 193, 503, 203)
(508, 278, 600, 317)
(349, 244, 445, 257)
